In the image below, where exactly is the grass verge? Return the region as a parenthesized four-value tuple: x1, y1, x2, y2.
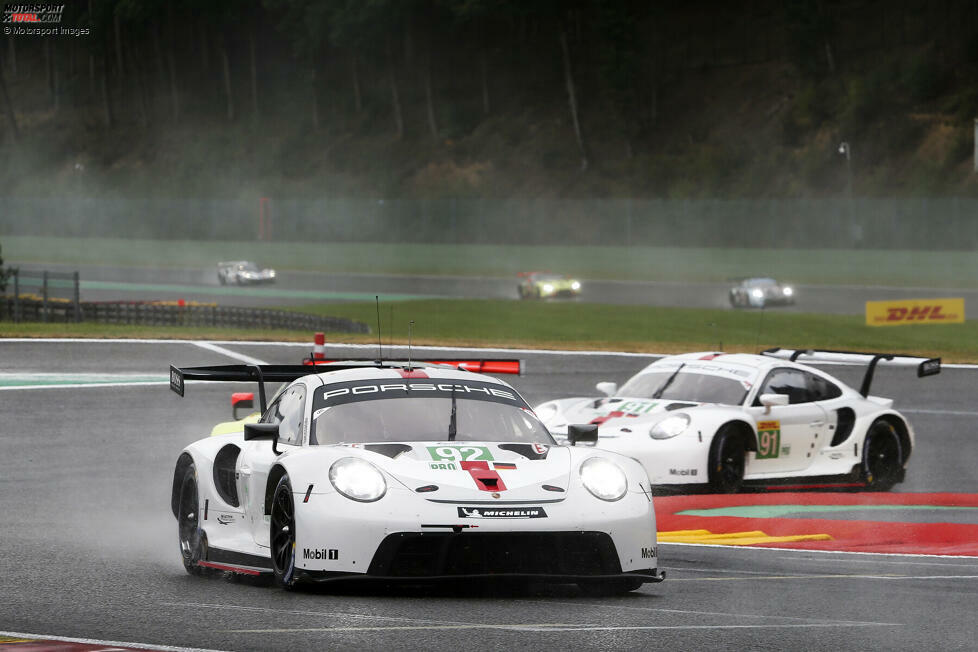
(4, 300, 976, 362)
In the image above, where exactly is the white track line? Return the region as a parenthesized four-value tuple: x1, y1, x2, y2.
(0, 631, 224, 652)
(192, 341, 268, 365)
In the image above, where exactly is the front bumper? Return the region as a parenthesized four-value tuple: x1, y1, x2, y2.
(296, 531, 664, 585)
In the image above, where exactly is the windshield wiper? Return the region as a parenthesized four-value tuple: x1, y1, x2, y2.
(652, 363, 685, 399)
(447, 384, 458, 441)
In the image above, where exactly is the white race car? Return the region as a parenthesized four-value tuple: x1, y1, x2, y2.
(170, 360, 664, 594)
(534, 348, 940, 492)
(216, 260, 276, 285)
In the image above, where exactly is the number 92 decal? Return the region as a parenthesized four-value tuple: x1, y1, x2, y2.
(427, 445, 494, 462)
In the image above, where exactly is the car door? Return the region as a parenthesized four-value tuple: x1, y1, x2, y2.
(745, 367, 829, 474)
(240, 383, 306, 548)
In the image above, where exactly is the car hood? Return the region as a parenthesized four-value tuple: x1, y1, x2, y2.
(542, 396, 702, 433)
(343, 441, 571, 503)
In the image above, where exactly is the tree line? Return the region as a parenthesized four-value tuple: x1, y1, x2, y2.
(0, 0, 974, 167)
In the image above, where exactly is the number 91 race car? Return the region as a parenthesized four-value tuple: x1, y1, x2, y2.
(534, 348, 940, 493)
(170, 360, 664, 594)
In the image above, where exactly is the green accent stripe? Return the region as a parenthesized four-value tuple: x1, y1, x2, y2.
(678, 505, 978, 518)
(0, 374, 167, 388)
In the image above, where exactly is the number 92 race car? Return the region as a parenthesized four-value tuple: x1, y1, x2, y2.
(534, 348, 940, 493)
(170, 359, 664, 594)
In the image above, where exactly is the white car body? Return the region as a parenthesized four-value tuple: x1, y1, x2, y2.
(535, 349, 940, 492)
(171, 362, 663, 592)
(217, 260, 276, 285)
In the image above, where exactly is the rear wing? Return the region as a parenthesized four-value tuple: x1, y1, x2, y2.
(170, 359, 524, 413)
(760, 348, 940, 397)
(303, 357, 522, 376)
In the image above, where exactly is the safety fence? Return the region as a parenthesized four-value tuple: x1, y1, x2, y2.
(0, 297, 369, 333)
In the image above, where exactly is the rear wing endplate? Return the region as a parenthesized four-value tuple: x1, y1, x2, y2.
(760, 348, 940, 397)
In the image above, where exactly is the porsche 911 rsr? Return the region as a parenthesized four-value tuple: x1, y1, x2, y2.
(170, 361, 664, 594)
(217, 261, 276, 285)
(729, 277, 794, 308)
(534, 349, 940, 493)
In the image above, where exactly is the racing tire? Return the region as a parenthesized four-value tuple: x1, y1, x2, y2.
(707, 425, 747, 493)
(270, 474, 298, 590)
(863, 419, 903, 491)
(218, 274, 226, 285)
(177, 462, 207, 575)
(729, 292, 739, 308)
(577, 577, 644, 596)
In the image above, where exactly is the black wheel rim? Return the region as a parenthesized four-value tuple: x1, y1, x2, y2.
(866, 425, 900, 485)
(270, 482, 295, 581)
(177, 471, 200, 564)
(716, 435, 745, 491)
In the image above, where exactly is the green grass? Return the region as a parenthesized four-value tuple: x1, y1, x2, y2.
(5, 235, 978, 287)
(4, 299, 975, 361)
(302, 300, 977, 360)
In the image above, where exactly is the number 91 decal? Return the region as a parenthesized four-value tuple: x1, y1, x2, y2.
(755, 420, 781, 460)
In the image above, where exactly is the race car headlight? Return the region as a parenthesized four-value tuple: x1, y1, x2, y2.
(542, 283, 554, 294)
(571, 281, 581, 291)
(649, 414, 690, 440)
(751, 289, 764, 299)
(329, 457, 387, 502)
(580, 457, 627, 501)
(782, 286, 793, 296)
(535, 402, 559, 423)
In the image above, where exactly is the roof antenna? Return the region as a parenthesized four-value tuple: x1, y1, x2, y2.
(754, 306, 766, 350)
(375, 295, 383, 364)
(408, 320, 415, 370)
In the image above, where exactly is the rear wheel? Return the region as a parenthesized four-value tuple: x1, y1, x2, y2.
(577, 577, 644, 596)
(863, 420, 902, 491)
(708, 426, 746, 493)
(177, 462, 206, 575)
(270, 474, 297, 589)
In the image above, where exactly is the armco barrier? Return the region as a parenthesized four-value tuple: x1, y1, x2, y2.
(0, 298, 369, 334)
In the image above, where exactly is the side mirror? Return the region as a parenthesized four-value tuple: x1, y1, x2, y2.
(567, 423, 599, 446)
(232, 392, 255, 420)
(595, 382, 618, 397)
(759, 393, 789, 411)
(244, 422, 281, 454)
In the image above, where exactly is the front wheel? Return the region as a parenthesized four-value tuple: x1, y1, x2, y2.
(270, 474, 298, 589)
(708, 426, 746, 493)
(176, 462, 206, 575)
(863, 420, 903, 491)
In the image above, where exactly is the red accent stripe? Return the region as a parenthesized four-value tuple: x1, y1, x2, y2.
(699, 353, 724, 360)
(764, 482, 866, 491)
(304, 359, 521, 375)
(198, 561, 262, 576)
(397, 369, 429, 378)
(460, 460, 507, 491)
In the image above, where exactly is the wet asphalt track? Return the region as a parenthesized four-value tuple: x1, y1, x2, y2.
(2, 339, 978, 651)
(15, 263, 978, 317)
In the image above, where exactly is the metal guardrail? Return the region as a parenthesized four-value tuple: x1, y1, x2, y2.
(0, 296, 369, 333)
(6, 269, 81, 323)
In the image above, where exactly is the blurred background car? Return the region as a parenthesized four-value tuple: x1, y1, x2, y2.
(216, 260, 276, 285)
(729, 277, 795, 308)
(517, 272, 582, 299)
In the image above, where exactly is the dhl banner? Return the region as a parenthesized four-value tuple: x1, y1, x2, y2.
(866, 298, 965, 326)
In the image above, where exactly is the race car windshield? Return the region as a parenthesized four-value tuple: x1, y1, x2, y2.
(238, 263, 259, 272)
(311, 397, 555, 446)
(618, 370, 749, 405)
